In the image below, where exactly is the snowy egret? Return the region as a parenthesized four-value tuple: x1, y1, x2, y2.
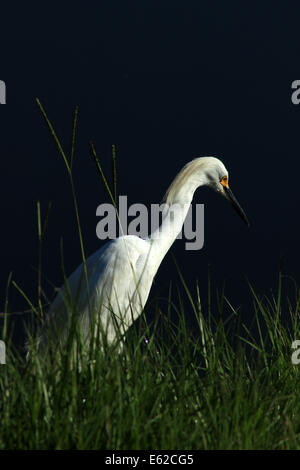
(39, 157, 248, 351)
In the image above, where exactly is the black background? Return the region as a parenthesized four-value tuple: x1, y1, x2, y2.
(0, 2, 299, 332)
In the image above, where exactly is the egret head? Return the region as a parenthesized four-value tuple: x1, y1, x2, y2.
(163, 156, 249, 226)
(200, 157, 249, 226)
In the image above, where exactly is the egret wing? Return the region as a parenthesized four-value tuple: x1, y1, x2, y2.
(40, 235, 151, 347)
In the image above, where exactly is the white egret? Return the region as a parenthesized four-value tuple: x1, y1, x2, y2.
(39, 157, 248, 351)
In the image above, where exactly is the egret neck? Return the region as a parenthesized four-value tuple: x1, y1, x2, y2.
(147, 175, 201, 272)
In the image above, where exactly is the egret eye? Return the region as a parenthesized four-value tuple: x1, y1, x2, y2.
(220, 175, 229, 188)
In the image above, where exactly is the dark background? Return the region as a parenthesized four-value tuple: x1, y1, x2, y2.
(0, 2, 299, 336)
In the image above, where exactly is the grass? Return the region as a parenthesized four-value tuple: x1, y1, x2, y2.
(0, 103, 300, 450)
(1, 275, 300, 450)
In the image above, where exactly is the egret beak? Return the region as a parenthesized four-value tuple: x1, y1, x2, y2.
(223, 186, 249, 227)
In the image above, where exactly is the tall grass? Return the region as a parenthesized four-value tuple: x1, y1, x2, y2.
(0, 103, 300, 450)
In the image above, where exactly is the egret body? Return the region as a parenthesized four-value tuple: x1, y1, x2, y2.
(40, 157, 248, 350)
